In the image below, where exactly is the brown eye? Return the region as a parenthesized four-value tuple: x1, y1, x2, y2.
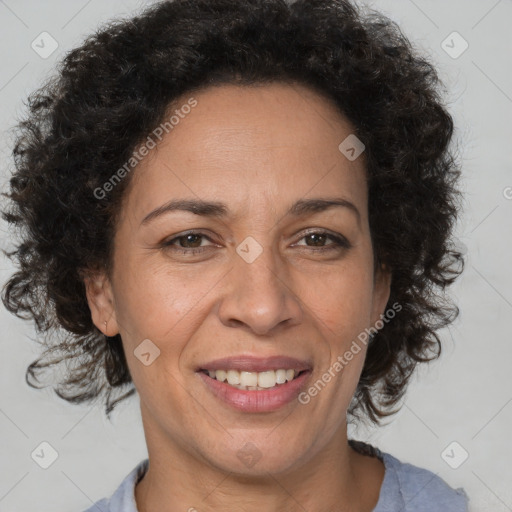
(304, 233, 328, 247)
(295, 230, 351, 251)
(175, 233, 203, 248)
(161, 231, 215, 255)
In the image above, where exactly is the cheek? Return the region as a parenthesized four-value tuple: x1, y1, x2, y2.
(111, 260, 207, 407)
(112, 255, 219, 343)
(302, 258, 375, 338)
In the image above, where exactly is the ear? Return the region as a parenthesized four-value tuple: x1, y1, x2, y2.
(370, 263, 392, 325)
(83, 271, 120, 337)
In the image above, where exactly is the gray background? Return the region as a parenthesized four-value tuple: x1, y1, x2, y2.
(0, 1, 511, 511)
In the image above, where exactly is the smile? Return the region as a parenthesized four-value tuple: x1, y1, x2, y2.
(199, 368, 304, 390)
(196, 368, 312, 412)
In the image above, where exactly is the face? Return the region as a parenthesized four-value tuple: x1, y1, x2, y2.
(85, 82, 390, 476)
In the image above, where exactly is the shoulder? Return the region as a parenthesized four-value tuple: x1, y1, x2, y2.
(81, 497, 109, 512)
(375, 450, 469, 512)
(79, 459, 149, 512)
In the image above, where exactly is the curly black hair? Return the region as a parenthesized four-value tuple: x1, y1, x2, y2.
(1, 0, 463, 422)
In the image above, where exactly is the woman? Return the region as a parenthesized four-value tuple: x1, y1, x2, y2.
(2, 0, 469, 510)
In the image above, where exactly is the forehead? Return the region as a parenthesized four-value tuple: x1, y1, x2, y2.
(125, 82, 367, 222)
(162, 82, 357, 159)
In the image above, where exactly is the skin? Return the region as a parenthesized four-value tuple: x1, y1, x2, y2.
(85, 82, 391, 512)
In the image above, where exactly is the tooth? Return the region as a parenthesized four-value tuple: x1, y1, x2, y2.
(258, 370, 276, 388)
(227, 370, 240, 385)
(285, 369, 295, 381)
(215, 370, 227, 383)
(239, 371, 258, 387)
(275, 369, 287, 384)
(209, 369, 299, 387)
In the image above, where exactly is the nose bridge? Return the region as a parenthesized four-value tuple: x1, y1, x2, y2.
(238, 237, 282, 293)
(217, 235, 303, 335)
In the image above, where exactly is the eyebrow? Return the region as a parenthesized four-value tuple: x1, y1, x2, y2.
(141, 197, 360, 225)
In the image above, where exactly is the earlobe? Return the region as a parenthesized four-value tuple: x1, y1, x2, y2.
(83, 272, 119, 336)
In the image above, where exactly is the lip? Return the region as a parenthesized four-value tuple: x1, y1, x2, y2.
(197, 369, 312, 413)
(196, 355, 313, 373)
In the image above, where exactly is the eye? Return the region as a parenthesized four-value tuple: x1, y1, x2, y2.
(160, 229, 351, 257)
(294, 230, 351, 251)
(161, 231, 216, 255)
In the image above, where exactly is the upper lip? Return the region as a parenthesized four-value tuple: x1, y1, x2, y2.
(197, 355, 313, 373)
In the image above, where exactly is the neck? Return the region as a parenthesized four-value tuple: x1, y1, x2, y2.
(135, 410, 384, 512)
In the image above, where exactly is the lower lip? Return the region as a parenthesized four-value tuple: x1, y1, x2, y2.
(197, 370, 312, 413)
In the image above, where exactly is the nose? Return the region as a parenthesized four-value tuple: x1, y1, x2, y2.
(217, 244, 304, 336)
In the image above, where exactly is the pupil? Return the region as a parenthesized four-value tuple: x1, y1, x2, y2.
(183, 234, 201, 247)
(308, 234, 325, 246)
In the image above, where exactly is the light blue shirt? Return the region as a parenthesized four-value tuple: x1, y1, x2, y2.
(82, 447, 469, 511)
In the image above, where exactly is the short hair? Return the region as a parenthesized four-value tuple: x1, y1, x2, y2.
(1, 0, 463, 423)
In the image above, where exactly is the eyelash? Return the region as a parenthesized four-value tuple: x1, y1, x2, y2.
(160, 230, 351, 255)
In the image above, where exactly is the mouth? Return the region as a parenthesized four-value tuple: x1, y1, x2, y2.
(197, 368, 310, 391)
(196, 354, 313, 413)
(195, 355, 313, 412)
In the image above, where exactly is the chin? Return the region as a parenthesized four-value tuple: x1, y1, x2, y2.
(199, 432, 311, 477)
